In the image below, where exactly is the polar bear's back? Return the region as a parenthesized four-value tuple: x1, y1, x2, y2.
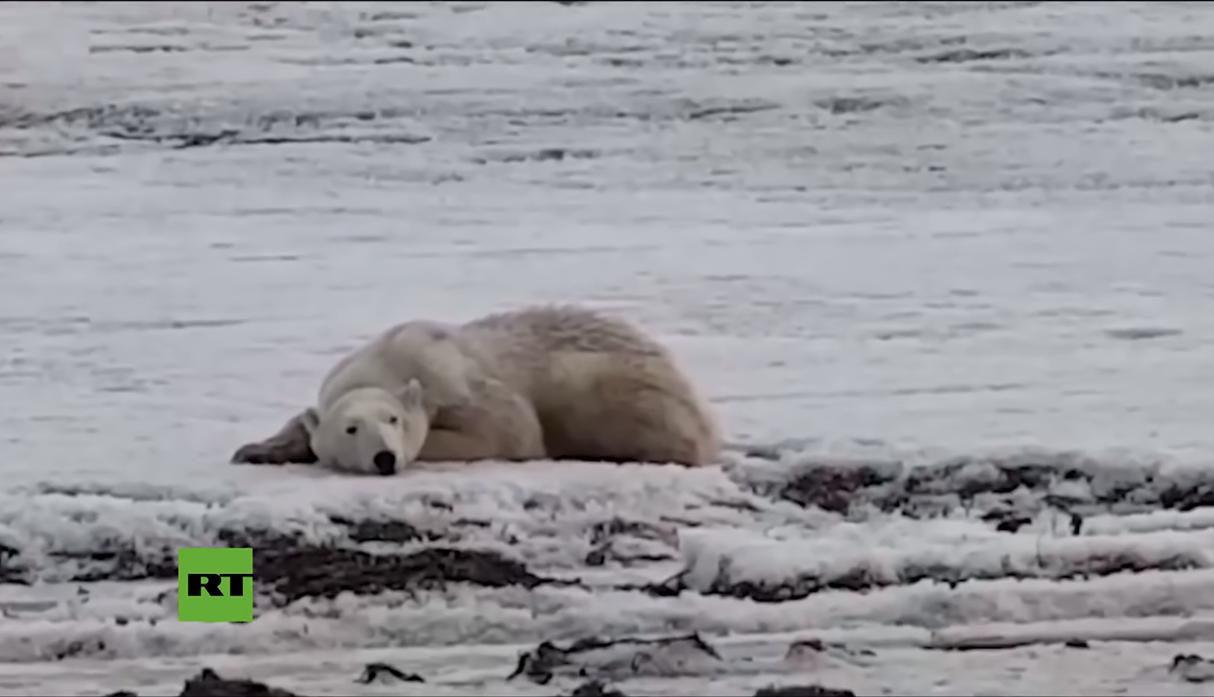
(318, 319, 478, 410)
(460, 305, 667, 357)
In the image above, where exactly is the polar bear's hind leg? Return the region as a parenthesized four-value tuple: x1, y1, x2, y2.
(539, 354, 720, 467)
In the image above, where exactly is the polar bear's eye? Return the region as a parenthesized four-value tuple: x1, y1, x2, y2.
(345, 425, 357, 435)
(388, 416, 398, 425)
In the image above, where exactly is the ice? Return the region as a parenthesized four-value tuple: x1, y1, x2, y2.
(6, 0, 1214, 694)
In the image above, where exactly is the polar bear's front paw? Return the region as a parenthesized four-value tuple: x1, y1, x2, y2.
(230, 441, 282, 465)
(230, 410, 319, 465)
(230, 437, 316, 465)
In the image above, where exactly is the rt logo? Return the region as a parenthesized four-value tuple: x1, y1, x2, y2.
(177, 547, 254, 623)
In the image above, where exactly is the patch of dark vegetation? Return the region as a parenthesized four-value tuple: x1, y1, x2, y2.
(258, 546, 549, 605)
(49, 637, 108, 661)
(329, 515, 431, 544)
(355, 662, 425, 684)
(1105, 327, 1183, 341)
(5, 527, 294, 586)
(368, 10, 421, 21)
(903, 457, 1063, 499)
(814, 96, 902, 115)
(584, 517, 676, 567)
(584, 545, 673, 567)
(1, 104, 431, 153)
(472, 147, 601, 164)
(589, 518, 668, 545)
(751, 450, 1214, 523)
(613, 573, 685, 599)
(753, 686, 856, 697)
(917, 47, 1031, 63)
(779, 460, 901, 513)
(168, 133, 431, 148)
(0, 543, 25, 584)
(784, 638, 875, 662)
(88, 44, 189, 54)
(2, 514, 566, 601)
(1143, 110, 1203, 124)
(216, 527, 305, 550)
(569, 680, 628, 697)
(1159, 482, 1214, 512)
(679, 550, 1199, 603)
(1135, 73, 1214, 90)
(981, 509, 1033, 533)
(372, 55, 416, 65)
(686, 101, 779, 120)
(53, 544, 178, 583)
(90, 44, 189, 54)
(508, 633, 722, 684)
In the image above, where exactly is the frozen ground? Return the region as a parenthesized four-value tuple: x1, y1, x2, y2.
(3, 1, 1214, 695)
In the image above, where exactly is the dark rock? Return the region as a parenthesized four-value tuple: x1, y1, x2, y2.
(1069, 513, 1084, 535)
(509, 633, 722, 684)
(1172, 653, 1203, 668)
(52, 638, 106, 660)
(585, 545, 608, 566)
(786, 638, 825, 654)
(1170, 653, 1214, 682)
(355, 662, 425, 684)
(178, 668, 298, 696)
(995, 516, 1032, 533)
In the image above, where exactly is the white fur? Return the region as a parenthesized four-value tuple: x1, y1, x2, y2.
(300, 381, 428, 475)
(232, 305, 722, 475)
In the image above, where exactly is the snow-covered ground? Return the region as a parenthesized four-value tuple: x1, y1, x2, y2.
(4, 1, 1214, 694)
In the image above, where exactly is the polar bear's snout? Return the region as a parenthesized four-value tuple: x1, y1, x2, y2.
(298, 383, 429, 476)
(372, 449, 397, 475)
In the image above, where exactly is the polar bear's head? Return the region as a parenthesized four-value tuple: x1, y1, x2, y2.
(300, 380, 429, 476)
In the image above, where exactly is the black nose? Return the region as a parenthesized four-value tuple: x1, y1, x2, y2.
(373, 450, 396, 475)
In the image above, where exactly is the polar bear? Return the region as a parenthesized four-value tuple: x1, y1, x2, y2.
(230, 305, 721, 475)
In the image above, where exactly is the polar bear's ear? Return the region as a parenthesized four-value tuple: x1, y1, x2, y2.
(299, 408, 320, 437)
(396, 378, 424, 410)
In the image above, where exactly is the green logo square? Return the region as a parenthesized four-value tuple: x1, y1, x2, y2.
(177, 547, 254, 623)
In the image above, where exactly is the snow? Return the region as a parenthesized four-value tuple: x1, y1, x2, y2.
(5, 0, 1214, 694)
